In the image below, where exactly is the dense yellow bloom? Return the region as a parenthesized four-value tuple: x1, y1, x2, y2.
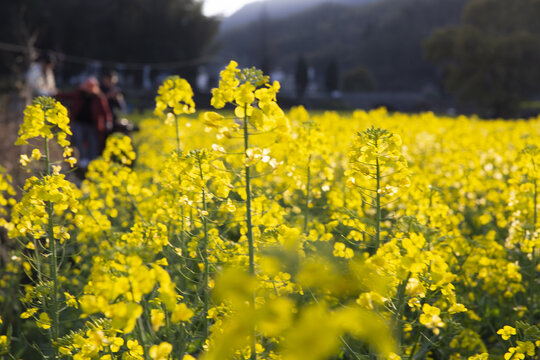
(504, 347, 525, 360)
(15, 96, 76, 167)
(468, 354, 488, 360)
(333, 242, 354, 259)
(516, 341, 535, 357)
(105, 302, 143, 333)
(101, 134, 137, 165)
(171, 303, 194, 323)
(64, 292, 78, 308)
(347, 126, 409, 197)
(208, 60, 289, 136)
(419, 304, 444, 335)
(0, 335, 7, 354)
(7, 64, 540, 360)
(497, 325, 517, 340)
(36, 312, 51, 329)
(149, 342, 172, 360)
(151, 308, 165, 332)
(9, 174, 80, 240)
(155, 76, 195, 118)
(16, 97, 71, 146)
(124, 339, 144, 360)
(20, 307, 38, 319)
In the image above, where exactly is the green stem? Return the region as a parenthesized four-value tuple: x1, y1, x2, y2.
(303, 155, 312, 235)
(175, 114, 181, 156)
(534, 178, 537, 230)
(46, 201, 59, 358)
(190, 208, 194, 234)
(181, 206, 185, 246)
(360, 193, 366, 243)
(44, 139, 59, 360)
(33, 238, 42, 282)
(164, 306, 171, 340)
(243, 105, 257, 360)
(394, 272, 411, 353)
(343, 177, 347, 209)
(375, 156, 381, 251)
(427, 187, 433, 227)
(180, 205, 186, 292)
(177, 323, 187, 360)
(197, 156, 209, 340)
(45, 138, 51, 175)
(136, 318, 151, 360)
(408, 327, 423, 359)
(531, 178, 537, 322)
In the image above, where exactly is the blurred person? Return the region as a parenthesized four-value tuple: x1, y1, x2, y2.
(57, 77, 113, 168)
(26, 52, 58, 98)
(100, 69, 137, 134)
(100, 69, 128, 127)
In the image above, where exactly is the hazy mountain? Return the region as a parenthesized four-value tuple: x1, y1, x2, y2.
(220, 0, 378, 31)
(216, 0, 471, 91)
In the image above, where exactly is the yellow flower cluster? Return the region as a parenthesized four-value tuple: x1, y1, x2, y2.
(154, 76, 195, 119)
(0, 166, 15, 231)
(9, 174, 79, 243)
(206, 60, 289, 136)
(16, 96, 76, 167)
(347, 126, 410, 197)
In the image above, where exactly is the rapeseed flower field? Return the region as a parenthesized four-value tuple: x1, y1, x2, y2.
(0, 61, 539, 359)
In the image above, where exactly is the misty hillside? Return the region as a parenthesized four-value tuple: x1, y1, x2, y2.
(220, 0, 378, 31)
(217, 0, 471, 91)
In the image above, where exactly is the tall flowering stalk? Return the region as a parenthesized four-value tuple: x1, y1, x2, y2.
(175, 148, 231, 341)
(154, 76, 196, 269)
(205, 60, 289, 360)
(10, 97, 79, 359)
(154, 76, 196, 156)
(346, 127, 410, 252)
(154, 77, 217, 352)
(346, 127, 411, 352)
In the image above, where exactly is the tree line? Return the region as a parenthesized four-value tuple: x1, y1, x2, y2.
(424, 0, 540, 117)
(0, 0, 218, 86)
(2, 0, 540, 117)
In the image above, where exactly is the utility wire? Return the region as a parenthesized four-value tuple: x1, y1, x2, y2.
(0, 41, 214, 70)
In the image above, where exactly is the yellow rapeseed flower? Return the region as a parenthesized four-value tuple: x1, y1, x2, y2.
(497, 325, 517, 340)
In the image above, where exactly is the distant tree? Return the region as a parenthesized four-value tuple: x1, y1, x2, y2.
(0, 0, 43, 82)
(324, 59, 339, 95)
(342, 65, 376, 92)
(0, 0, 219, 85)
(424, 0, 540, 117)
(294, 55, 308, 99)
(218, 0, 470, 92)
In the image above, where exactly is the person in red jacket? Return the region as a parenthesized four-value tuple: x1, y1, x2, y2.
(57, 77, 113, 168)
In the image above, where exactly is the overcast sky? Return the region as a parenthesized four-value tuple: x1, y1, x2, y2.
(202, 0, 262, 16)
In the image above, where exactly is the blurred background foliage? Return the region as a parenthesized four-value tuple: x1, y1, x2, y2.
(1, 0, 540, 116)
